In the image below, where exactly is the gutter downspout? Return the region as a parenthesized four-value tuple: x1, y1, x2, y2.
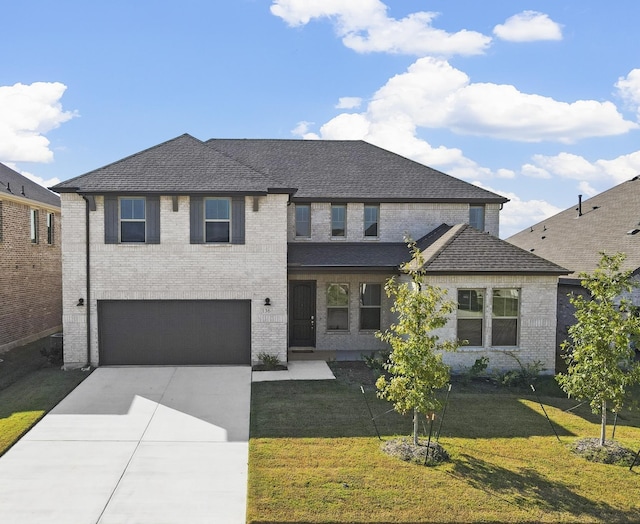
(81, 195, 91, 370)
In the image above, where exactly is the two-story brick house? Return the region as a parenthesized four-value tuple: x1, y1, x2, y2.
(1, 163, 62, 352)
(52, 134, 566, 372)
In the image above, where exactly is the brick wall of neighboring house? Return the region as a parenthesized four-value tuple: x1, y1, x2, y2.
(425, 273, 559, 374)
(287, 202, 501, 243)
(0, 196, 62, 352)
(60, 193, 289, 368)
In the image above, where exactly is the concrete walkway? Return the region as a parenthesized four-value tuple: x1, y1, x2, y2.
(0, 366, 251, 524)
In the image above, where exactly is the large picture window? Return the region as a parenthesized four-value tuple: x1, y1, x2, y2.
(295, 204, 311, 237)
(120, 198, 146, 242)
(457, 289, 484, 346)
(327, 283, 349, 331)
(492, 288, 519, 346)
(331, 204, 346, 237)
(205, 198, 230, 243)
(360, 283, 381, 330)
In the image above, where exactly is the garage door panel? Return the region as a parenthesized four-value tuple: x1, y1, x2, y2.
(98, 300, 251, 366)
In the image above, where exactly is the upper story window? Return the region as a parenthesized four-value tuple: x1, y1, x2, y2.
(46, 212, 54, 245)
(364, 204, 379, 238)
(120, 197, 146, 242)
(295, 204, 311, 238)
(331, 204, 346, 237)
(205, 198, 230, 243)
(30, 209, 39, 243)
(457, 289, 484, 346)
(492, 288, 519, 346)
(469, 204, 485, 231)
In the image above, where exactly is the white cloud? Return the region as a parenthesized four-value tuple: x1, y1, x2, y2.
(578, 181, 598, 197)
(336, 97, 362, 109)
(474, 182, 562, 238)
(521, 163, 551, 179)
(270, 0, 491, 56)
(616, 69, 640, 120)
(0, 82, 76, 163)
(526, 149, 640, 188)
(291, 121, 315, 138)
(493, 11, 563, 42)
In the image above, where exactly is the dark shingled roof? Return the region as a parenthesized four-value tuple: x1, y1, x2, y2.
(51, 134, 287, 195)
(289, 223, 568, 274)
(208, 139, 507, 203)
(507, 177, 640, 278)
(0, 162, 60, 208)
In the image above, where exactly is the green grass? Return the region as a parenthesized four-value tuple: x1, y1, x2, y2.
(248, 366, 640, 523)
(0, 339, 89, 456)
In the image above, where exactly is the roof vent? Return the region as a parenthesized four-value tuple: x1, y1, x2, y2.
(530, 248, 535, 252)
(21, 185, 25, 196)
(627, 229, 640, 235)
(6, 182, 11, 193)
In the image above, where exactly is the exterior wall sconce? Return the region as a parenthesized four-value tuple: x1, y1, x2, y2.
(264, 298, 271, 306)
(77, 298, 85, 306)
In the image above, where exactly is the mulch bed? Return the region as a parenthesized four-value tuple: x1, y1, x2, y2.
(570, 438, 639, 466)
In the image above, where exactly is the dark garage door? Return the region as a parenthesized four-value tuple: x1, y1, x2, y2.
(98, 300, 251, 366)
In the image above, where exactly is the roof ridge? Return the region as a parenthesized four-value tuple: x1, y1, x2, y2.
(419, 223, 466, 268)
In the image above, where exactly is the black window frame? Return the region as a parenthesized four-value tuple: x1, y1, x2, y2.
(364, 204, 379, 238)
(119, 197, 146, 243)
(204, 197, 231, 243)
(30, 208, 39, 244)
(46, 212, 54, 245)
(331, 204, 346, 238)
(295, 203, 311, 238)
(359, 283, 381, 330)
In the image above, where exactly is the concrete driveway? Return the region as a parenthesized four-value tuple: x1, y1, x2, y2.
(0, 366, 251, 524)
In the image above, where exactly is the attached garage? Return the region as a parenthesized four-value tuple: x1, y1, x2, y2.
(98, 300, 251, 366)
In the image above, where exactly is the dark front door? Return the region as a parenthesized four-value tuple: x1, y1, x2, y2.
(289, 281, 316, 347)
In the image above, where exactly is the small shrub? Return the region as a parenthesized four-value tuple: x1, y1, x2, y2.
(257, 352, 281, 370)
(469, 356, 489, 377)
(362, 350, 390, 377)
(494, 352, 545, 388)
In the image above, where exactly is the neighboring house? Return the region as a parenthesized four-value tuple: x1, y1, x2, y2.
(51, 134, 567, 373)
(0, 163, 62, 352)
(507, 177, 640, 366)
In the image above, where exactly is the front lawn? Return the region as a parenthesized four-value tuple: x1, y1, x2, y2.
(0, 339, 89, 455)
(248, 363, 640, 523)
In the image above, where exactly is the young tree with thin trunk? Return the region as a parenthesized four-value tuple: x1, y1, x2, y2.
(375, 243, 459, 445)
(557, 252, 640, 446)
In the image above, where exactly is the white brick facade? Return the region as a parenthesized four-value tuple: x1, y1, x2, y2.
(422, 274, 559, 374)
(61, 193, 288, 368)
(288, 202, 500, 242)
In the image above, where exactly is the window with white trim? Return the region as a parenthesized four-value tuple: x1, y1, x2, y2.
(30, 208, 39, 243)
(119, 197, 146, 242)
(327, 283, 349, 331)
(205, 197, 230, 243)
(46, 212, 54, 245)
(492, 288, 519, 346)
(457, 289, 484, 346)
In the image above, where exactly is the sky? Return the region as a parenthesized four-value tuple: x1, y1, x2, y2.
(2, 1, 640, 238)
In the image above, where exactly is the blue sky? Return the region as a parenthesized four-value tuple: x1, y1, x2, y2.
(2, 1, 640, 237)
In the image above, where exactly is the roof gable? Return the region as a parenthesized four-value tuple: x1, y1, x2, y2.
(418, 224, 568, 274)
(507, 177, 640, 277)
(52, 134, 285, 194)
(0, 163, 60, 208)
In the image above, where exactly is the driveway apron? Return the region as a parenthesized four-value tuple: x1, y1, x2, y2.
(0, 366, 251, 524)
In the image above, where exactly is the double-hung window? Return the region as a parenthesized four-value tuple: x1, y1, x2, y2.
(331, 204, 346, 237)
(205, 198, 230, 243)
(492, 288, 519, 346)
(120, 197, 146, 242)
(457, 289, 484, 346)
(360, 283, 381, 330)
(364, 204, 379, 237)
(295, 204, 311, 238)
(30, 209, 39, 243)
(327, 283, 349, 331)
